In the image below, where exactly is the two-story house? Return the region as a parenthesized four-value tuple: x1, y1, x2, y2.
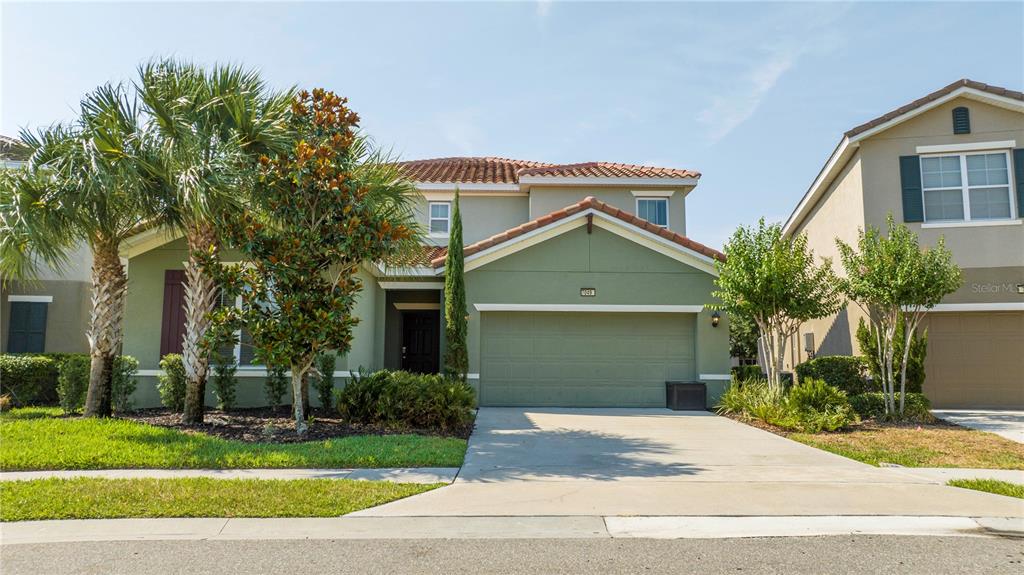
(782, 80, 1024, 409)
(120, 157, 731, 408)
(0, 134, 93, 355)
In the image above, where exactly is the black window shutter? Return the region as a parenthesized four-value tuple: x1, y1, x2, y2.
(1014, 149, 1024, 219)
(7, 302, 47, 353)
(899, 155, 924, 222)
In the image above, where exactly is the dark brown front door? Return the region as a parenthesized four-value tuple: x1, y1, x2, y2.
(401, 311, 440, 374)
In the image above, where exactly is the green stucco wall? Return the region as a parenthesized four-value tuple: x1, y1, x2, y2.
(0, 279, 91, 354)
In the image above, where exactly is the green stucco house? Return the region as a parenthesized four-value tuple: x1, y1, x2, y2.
(120, 157, 731, 408)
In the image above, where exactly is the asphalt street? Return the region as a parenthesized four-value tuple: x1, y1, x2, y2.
(2, 535, 1022, 575)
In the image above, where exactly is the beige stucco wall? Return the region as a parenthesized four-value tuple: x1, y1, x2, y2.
(785, 96, 1024, 371)
(413, 194, 529, 246)
(529, 185, 691, 235)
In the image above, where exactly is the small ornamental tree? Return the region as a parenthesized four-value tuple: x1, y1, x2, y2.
(837, 215, 960, 416)
(203, 89, 419, 434)
(713, 219, 844, 389)
(728, 311, 760, 364)
(442, 188, 468, 380)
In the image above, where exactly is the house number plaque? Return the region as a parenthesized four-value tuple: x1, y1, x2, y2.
(580, 288, 597, 297)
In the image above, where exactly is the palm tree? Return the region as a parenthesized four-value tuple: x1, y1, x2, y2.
(137, 59, 292, 424)
(0, 84, 153, 416)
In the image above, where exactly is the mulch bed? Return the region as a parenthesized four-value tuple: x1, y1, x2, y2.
(719, 410, 962, 436)
(124, 407, 473, 443)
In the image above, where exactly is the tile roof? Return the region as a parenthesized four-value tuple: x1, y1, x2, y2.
(519, 162, 700, 180)
(429, 196, 724, 268)
(845, 79, 1024, 138)
(397, 157, 700, 184)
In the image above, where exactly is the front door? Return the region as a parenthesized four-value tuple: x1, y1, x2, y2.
(401, 311, 440, 374)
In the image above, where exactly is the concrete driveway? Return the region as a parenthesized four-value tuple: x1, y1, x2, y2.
(353, 408, 1021, 517)
(932, 410, 1024, 443)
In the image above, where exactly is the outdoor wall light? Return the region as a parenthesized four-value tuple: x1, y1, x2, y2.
(711, 311, 721, 328)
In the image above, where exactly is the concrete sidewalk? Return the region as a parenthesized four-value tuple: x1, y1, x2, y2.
(0, 468, 458, 484)
(2, 515, 1021, 545)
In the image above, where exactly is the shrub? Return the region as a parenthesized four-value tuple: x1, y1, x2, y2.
(336, 369, 475, 433)
(265, 365, 288, 411)
(56, 355, 138, 414)
(716, 378, 856, 433)
(211, 357, 238, 411)
(313, 353, 337, 412)
(856, 317, 927, 393)
(0, 354, 60, 406)
(849, 392, 933, 422)
(730, 365, 765, 382)
(112, 356, 138, 413)
(57, 355, 90, 414)
(0, 394, 10, 412)
(157, 354, 186, 412)
(795, 356, 869, 395)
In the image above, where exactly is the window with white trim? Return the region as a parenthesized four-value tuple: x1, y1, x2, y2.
(921, 151, 1014, 222)
(428, 202, 451, 235)
(636, 197, 669, 227)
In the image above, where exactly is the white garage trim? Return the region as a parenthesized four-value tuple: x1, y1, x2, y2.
(474, 303, 704, 313)
(378, 281, 444, 290)
(907, 303, 1024, 312)
(7, 295, 53, 303)
(699, 373, 732, 381)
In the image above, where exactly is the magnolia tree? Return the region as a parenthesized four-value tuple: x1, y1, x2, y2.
(713, 219, 843, 389)
(837, 215, 961, 416)
(442, 188, 468, 381)
(203, 89, 419, 434)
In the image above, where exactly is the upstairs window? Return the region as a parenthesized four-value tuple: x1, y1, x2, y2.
(636, 197, 669, 227)
(429, 202, 451, 235)
(921, 151, 1013, 222)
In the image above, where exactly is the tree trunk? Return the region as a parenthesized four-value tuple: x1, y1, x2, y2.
(181, 224, 219, 424)
(83, 242, 127, 418)
(292, 368, 308, 436)
(301, 372, 310, 416)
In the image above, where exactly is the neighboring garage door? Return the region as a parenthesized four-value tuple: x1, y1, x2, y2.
(480, 312, 695, 407)
(921, 311, 1024, 409)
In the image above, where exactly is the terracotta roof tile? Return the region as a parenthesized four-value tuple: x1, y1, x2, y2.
(430, 196, 725, 267)
(397, 157, 700, 184)
(845, 79, 1024, 138)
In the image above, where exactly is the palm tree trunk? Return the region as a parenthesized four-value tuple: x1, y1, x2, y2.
(83, 241, 127, 418)
(181, 224, 219, 424)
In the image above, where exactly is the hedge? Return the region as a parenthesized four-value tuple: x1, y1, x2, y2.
(336, 370, 476, 433)
(795, 355, 870, 395)
(0, 354, 84, 406)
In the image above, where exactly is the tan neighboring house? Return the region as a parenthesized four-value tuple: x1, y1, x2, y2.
(0, 135, 92, 354)
(782, 79, 1024, 409)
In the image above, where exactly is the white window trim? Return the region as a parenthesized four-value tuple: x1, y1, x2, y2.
(630, 190, 676, 198)
(921, 219, 1022, 229)
(635, 197, 670, 228)
(920, 150, 1016, 224)
(7, 295, 53, 303)
(428, 201, 451, 238)
(916, 140, 1016, 154)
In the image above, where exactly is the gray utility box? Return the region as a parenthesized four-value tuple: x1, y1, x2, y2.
(665, 381, 707, 411)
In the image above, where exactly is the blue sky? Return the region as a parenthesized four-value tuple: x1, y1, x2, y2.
(2, 1, 1022, 248)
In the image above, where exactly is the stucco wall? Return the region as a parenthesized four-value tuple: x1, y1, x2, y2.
(529, 185, 690, 235)
(0, 279, 91, 354)
(464, 225, 730, 401)
(414, 194, 529, 246)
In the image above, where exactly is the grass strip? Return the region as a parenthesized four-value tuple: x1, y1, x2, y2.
(1, 408, 466, 471)
(0, 477, 439, 521)
(947, 478, 1024, 499)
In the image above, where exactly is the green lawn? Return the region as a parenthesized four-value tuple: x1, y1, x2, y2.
(0, 408, 466, 471)
(0, 477, 439, 521)
(788, 424, 1024, 469)
(947, 479, 1024, 499)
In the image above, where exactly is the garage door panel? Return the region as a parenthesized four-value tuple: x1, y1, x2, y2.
(480, 312, 696, 407)
(922, 312, 1023, 409)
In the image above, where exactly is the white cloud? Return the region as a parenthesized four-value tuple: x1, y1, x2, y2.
(697, 51, 797, 143)
(536, 0, 552, 21)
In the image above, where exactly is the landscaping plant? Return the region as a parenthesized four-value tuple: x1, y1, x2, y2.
(210, 356, 238, 411)
(264, 365, 288, 412)
(717, 377, 856, 433)
(0, 84, 152, 417)
(202, 89, 420, 435)
(795, 356, 870, 395)
(313, 352, 337, 412)
(837, 215, 960, 416)
(0, 354, 60, 406)
(848, 392, 933, 422)
(713, 219, 843, 389)
(60, 355, 138, 414)
(856, 317, 927, 393)
(137, 59, 293, 424)
(443, 188, 469, 380)
(157, 354, 186, 412)
(336, 370, 475, 433)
